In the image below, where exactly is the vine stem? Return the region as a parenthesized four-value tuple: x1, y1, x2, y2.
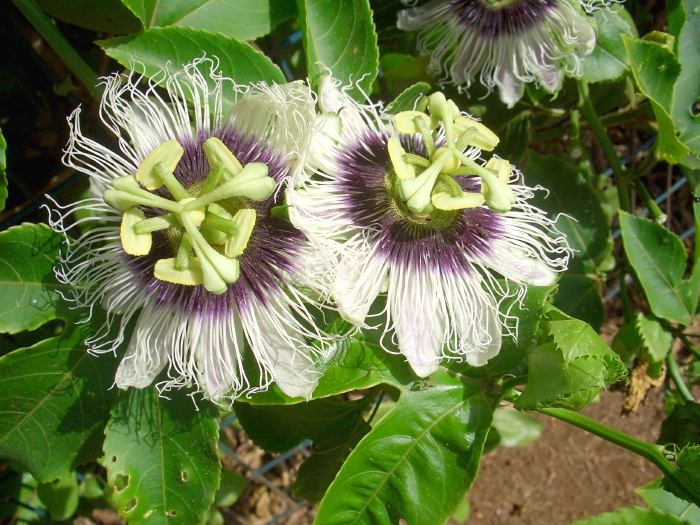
(539, 407, 700, 505)
(666, 354, 695, 403)
(11, 0, 101, 99)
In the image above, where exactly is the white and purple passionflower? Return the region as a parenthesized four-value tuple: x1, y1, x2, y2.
(397, 0, 599, 107)
(48, 59, 330, 402)
(288, 80, 571, 377)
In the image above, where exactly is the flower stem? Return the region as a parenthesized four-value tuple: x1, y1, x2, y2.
(577, 81, 630, 212)
(635, 178, 666, 223)
(679, 332, 700, 360)
(666, 354, 695, 403)
(539, 407, 700, 505)
(11, 0, 101, 100)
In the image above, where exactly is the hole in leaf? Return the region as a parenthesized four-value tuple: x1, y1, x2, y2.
(111, 455, 118, 463)
(114, 474, 129, 491)
(124, 498, 137, 513)
(144, 510, 154, 519)
(166, 510, 177, 517)
(692, 100, 700, 117)
(180, 470, 188, 482)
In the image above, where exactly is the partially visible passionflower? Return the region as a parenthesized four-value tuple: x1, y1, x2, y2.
(49, 59, 330, 402)
(397, 0, 599, 107)
(288, 79, 571, 376)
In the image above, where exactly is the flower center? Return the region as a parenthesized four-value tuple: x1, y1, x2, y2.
(480, 0, 520, 9)
(103, 138, 276, 295)
(388, 92, 515, 222)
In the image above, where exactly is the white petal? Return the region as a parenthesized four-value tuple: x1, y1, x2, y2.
(334, 245, 389, 327)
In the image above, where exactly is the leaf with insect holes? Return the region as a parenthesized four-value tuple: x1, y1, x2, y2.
(103, 387, 220, 524)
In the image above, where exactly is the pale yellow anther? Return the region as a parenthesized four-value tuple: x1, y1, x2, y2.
(431, 191, 485, 210)
(454, 117, 500, 151)
(203, 137, 243, 180)
(485, 157, 511, 184)
(120, 208, 152, 256)
(178, 198, 206, 228)
(388, 137, 415, 180)
(225, 209, 256, 258)
(154, 257, 204, 286)
(395, 111, 440, 134)
(431, 147, 460, 174)
(136, 140, 184, 190)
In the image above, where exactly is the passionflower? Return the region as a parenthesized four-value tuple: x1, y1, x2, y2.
(397, 0, 598, 107)
(288, 80, 571, 377)
(48, 59, 330, 402)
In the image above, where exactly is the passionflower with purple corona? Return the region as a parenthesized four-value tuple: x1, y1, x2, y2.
(397, 0, 599, 107)
(288, 81, 571, 377)
(48, 59, 329, 402)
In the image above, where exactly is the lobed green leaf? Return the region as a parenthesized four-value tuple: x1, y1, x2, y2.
(385, 82, 430, 114)
(637, 478, 700, 522)
(662, 445, 700, 507)
(120, 0, 296, 41)
(296, 0, 379, 100)
(98, 27, 286, 114)
(0, 318, 119, 482)
(103, 387, 220, 525)
(571, 506, 687, 524)
(658, 403, 700, 449)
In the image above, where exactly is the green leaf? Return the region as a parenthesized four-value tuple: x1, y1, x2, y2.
(553, 274, 604, 332)
(491, 409, 543, 448)
(120, 0, 296, 40)
(37, 474, 79, 521)
(662, 445, 700, 507)
(314, 372, 492, 525)
(622, 34, 690, 164)
(636, 314, 673, 363)
(236, 396, 370, 454)
(36, 0, 142, 33)
(571, 506, 686, 524)
(0, 223, 73, 334)
(581, 7, 637, 83)
(296, 0, 379, 100)
(385, 82, 430, 114)
(98, 27, 286, 114)
(658, 403, 700, 449)
(0, 127, 7, 213)
(514, 307, 627, 411)
(523, 151, 610, 274)
(637, 478, 700, 522)
(103, 387, 220, 524)
(0, 318, 119, 482)
(671, 0, 700, 168)
(214, 470, 248, 508)
(619, 212, 698, 326)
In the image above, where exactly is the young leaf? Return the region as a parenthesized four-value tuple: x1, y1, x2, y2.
(637, 477, 700, 522)
(636, 314, 673, 364)
(37, 474, 80, 521)
(314, 371, 492, 525)
(0, 127, 7, 213)
(553, 274, 605, 332)
(619, 212, 699, 326)
(571, 506, 686, 524)
(0, 318, 119, 482)
(0, 223, 73, 334)
(622, 34, 690, 164)
(214, 470, 248, 507)
(580, 7, 637, 83)
(98, 27, 286, 114)
(514, 308, 627, 411)
(296, 0, 379, 100)
(670, 0, 700, 168)
(491, 409, 543, 448)
(120, 0, 296, 41)
(103, 387, 220, 524)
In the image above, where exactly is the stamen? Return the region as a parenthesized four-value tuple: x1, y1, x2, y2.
(105, 176, 183, 213)
(120, 208, 152, 256)
(200, 163, 226, 195)
(154, 257, 204, 286)
(155, 162, 190, 201)
(432, 191, 485, 210)
(225, 209, 256, 257)
(182, 163, 275, 211)
(454, 117, 500, 151)
(201, 211, 239, 235)
(203, 137, 243, 180)
(135, 140, 184, 190)
(399, 151, 452, 213)
(133, 214, 178, 234)
(175, 233, 193, 271)
(388, 137, 415, 180)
